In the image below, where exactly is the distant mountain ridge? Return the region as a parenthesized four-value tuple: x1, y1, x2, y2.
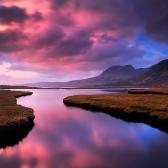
(101, 65, 136, 76)
(0, 85, 38, 89)
(25, 59, 168, 87)
(133, 59, 168, 87)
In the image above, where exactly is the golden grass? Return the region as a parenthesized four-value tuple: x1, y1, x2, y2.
(63, 92, 168, 132)
(0, 90, 34, 130)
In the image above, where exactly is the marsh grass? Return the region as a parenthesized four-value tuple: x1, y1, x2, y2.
(63, 90, 168, 132)
(0, 90, 34, 130)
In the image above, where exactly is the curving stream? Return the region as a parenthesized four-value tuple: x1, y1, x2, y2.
(0, 89, 168, 168)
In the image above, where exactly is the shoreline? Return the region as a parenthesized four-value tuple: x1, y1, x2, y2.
(0, 90, 35, 133)
(0, 86, 167, 90)
(63, 89, 168, 133)
(128, 88, 168, 95)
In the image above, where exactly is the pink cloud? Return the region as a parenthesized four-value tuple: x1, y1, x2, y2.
(0, 0, 166, 83)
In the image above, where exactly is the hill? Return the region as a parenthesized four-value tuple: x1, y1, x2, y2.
(133, 59, 168, 87)
(25, 59, 168, 88)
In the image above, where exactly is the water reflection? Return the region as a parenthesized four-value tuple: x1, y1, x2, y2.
(0, 121, 34, 149)
(0, 89, 168, 168)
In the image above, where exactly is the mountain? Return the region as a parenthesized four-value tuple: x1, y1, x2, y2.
(25, 65, 146, 87)
(133, 59, 168, 87)
(25, 59, 168, 88)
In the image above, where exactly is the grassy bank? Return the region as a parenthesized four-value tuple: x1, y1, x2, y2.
(63, 91, 168, 133)
(0, 90, 34, 132)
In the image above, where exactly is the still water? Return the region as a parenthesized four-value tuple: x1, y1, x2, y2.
(0, 89, 168, 168)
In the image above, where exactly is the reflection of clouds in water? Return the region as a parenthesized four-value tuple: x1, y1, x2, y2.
(0, 155, 21, 168)
(1, 89, 168, 168)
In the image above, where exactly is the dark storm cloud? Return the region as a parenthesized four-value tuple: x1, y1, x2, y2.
(31, 11, 43, 21)
(0, 29, 28, 52)
(74, 0, 131, 12)
(35, 28, 93, 56)
(0, 5, 28, 24)
(53, 13, 75, 26)
(84, 39, 146, 70)
(136, 0, 168, 43)
(52, 0, 139, 36)
(76, 0, 168, 44)
(52, 0, 69, 8)
(50, 0, 168, 44)
(54, 29, 93, 56)
(34, 27, 65, 48)
(0, 0, 166, 82)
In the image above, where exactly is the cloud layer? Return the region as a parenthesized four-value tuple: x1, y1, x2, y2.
(0, 0, 167, 83)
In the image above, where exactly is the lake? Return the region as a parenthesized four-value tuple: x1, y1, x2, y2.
(0, 89, 168, 168)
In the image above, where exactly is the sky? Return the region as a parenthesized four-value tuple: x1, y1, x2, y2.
(0, 0, 167, 84)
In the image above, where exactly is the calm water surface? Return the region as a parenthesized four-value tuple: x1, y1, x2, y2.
(0, 89, 168, 168)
